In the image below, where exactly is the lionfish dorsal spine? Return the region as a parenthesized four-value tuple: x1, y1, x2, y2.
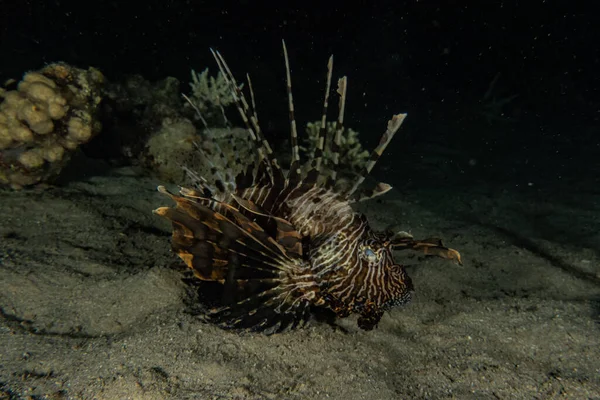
(297, 53, 336, 187)
(345, 113, 407, 199)
(244, 71, 278, 180)
(281, 40, 302, 185)
(245, 73, 259, 126)
(212, 40, 408, 202)
(211, 49, 284, 187)
(313, 55, 334, 173)
(327, 76, 348, 188)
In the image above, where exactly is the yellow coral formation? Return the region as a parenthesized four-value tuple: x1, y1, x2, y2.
(0, 63, 104, 188)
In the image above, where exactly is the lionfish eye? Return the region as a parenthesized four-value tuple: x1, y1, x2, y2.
(363, 247, 378, 262)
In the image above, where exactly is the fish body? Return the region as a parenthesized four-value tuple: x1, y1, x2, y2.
(154, 42, 461, 333)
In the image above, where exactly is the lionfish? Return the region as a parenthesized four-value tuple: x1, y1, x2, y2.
(154, 42, 461, 333)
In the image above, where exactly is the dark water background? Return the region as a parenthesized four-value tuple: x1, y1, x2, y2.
(1, 0, 597, 191)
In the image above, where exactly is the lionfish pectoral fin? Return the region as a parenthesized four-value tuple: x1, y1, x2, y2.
(230, 193, 269, 216)
(179, 186, 212, 199)
(351, 182, 393, 203)
(153, 205, 226, 280)
(155, 186, 314, 333)
(154, 186, 295, 277)
(391, 237, 463, 265)
(231, 193, 304, 258)
(208, 279, 315, 333)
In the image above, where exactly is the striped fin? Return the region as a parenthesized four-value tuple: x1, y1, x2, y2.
(305, 55, 334, 186)
(326, 77, 348, 188)
(155, 186, 293, 264)
(154, 203, 278, 281)
(391, 235, 462, 265)
(231, 193, 304, 258)
(282, 40, 302, 184)
(211, 49, 285, 187)
(208, 280, 313, 333)
(154, 186, 315, 332)
(345, 113, 407, 198)
(351, 182, 393, 203)
(246, 73, 259, 126)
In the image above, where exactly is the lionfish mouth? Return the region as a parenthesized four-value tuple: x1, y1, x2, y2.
(154, 41, 462, 333)
(382, 291, 413, 312)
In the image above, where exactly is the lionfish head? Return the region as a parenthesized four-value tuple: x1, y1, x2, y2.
(357, 229, 414, 311)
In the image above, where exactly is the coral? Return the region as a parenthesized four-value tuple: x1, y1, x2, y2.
(195, 126, 255, 186)
(144, 118, 198, 183)
(187, 68, 236, 126)
(103, 71, 253, 186)
(102, 75, 183, 160)
(105, 75, 181, 128)
(145, 118, 254, 186)
(140, 67, 255, 185)
(0, 63, 104, 188)
(301, 121, 370, 178)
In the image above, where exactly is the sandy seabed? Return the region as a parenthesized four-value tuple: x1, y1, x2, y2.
(1, 164, 599, 400)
